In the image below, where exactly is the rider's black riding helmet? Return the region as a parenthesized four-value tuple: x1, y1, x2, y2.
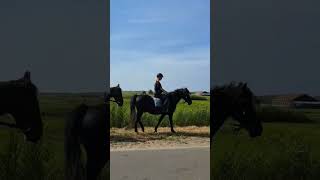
(157, 73, 164, 78)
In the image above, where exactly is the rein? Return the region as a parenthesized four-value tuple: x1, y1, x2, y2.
(170, 91, 190, 104)
(104, 93, 120, 104)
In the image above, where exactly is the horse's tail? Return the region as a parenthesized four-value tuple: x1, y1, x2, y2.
(130, 95, 137, 123)
(65, 104, 88, 180)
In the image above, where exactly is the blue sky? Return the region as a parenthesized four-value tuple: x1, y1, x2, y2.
(111, 0, 210, 91)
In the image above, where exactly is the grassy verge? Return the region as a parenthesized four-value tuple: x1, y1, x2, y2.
(212, 122, 320, 180)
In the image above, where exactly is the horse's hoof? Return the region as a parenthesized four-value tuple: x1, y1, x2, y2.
(171, 130, 176, 133)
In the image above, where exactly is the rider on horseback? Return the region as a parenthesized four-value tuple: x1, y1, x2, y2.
(154, 73, 169, 112)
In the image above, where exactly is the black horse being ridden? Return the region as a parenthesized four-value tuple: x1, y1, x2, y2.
(65, 84, 123, 180)
(211, 82, 262, 141)
(0, 71, 43, 142)
(130, 88, 192, 133)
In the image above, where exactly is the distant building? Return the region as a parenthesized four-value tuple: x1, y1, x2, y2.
(270, 94, 320, 108)
(195, 91, 210, 96)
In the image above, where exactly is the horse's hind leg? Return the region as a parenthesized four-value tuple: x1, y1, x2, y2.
(135, 120, 138, 133)
(155, 114, 165, 132)
(137, 111, 144, 132)
(169, 114, 176, 133)
(138, 121, 144, 132)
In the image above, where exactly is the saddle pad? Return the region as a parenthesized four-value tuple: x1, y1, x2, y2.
(153, 98, 162, 107)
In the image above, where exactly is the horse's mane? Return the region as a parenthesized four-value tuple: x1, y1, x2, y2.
(212, 82, 252, 96)
(169, 88, 188, 94)
(163, 88, 189, 98)
(0, 78, 38, 95)
(173, 88, 185, 92)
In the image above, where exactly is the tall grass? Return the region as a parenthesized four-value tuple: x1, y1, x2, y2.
(212, 134, 320, 180)
(0, 131, 63, 180)
(110, 99, 210, 128)
(0, 130, 110, 180)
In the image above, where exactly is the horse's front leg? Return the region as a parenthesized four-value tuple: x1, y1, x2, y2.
(86, 145, 107, 180)
(155, 114, 166, 132)
(168, 114, 176, 133)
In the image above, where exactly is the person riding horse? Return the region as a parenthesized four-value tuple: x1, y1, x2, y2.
(154, 73, 169, 113)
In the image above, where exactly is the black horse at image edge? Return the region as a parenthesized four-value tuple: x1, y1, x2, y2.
(64, 84, 123, 180)
(0, 71, 43, 143)
(211, 82, 263, 142)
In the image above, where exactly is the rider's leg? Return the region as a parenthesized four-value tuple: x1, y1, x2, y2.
(161, 95, 169, 113)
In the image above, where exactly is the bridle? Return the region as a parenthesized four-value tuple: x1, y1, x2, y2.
(104, 92, 122, 105)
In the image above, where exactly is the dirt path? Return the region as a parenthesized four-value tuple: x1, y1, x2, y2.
(110, 126, 210, 151)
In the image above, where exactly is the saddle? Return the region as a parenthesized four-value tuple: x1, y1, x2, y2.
(153, 97, 162, 108)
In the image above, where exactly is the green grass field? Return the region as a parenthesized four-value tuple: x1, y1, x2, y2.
(0, 92, 209, 180)
(0, 94, 108, 180)
(2, 92, 319, 179)
(212, 107, 320, 180)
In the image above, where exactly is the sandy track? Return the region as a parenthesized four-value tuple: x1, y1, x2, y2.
(110, 126, 210, 151)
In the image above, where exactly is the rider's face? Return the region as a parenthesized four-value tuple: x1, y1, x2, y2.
(158, 77, 162, 81)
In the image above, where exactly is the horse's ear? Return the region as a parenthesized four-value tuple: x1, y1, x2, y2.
(242, 83, 247, 90)
(117, 84, 120, 87)
(23, 71, 31, 82)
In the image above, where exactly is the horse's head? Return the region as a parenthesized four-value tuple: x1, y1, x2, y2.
(110, 84, 123, 106)
(230, 82, 262, 137)
(13, 71, 43, 143)
(177, 88, 192, 105)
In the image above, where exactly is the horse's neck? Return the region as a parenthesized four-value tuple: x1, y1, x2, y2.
(211, 94, 230, 136)
(211, 114, 225, 137)
(170, 93, 181, 106)
(105, 87, 112, 99)
(104, 92, 111, 102)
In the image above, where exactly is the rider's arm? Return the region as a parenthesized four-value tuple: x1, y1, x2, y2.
(161, 87, 167, 93)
